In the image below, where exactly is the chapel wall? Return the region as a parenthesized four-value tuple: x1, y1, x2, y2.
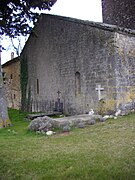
(22, 15, 116, 114)
(113, 32, 135, 108)
(21, 14, 135, 114)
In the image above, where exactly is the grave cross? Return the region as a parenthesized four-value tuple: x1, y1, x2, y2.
(55, 91, 63, 112)
(57, 91, 61, 99)
(96, 85, 104, 101)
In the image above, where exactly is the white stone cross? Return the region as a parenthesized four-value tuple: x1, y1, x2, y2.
(96, 85, 104, 100)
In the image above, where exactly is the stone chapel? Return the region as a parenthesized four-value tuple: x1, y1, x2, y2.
(21, 13, 135, 115)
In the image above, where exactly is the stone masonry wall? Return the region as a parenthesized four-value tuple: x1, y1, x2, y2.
(21, 14, 135, 115)
(114, 33, 135, 107)
(102, 0, 135, 30)
(2, 58, 21, 110)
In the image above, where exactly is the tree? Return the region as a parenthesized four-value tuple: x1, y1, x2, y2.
(10, 36, 28, 56)
(0, 0, 57, 128)
(0, 0, 57, 37)
(0, 47, 11, 128)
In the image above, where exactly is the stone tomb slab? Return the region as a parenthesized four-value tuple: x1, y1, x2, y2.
(28, 114, 102, 132)
(52, 114, 102, 128)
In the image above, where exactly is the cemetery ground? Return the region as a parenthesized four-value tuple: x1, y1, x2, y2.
(0, 109, 135, 180)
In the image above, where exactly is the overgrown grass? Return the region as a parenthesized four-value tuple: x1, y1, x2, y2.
(0, 109, 135, 180)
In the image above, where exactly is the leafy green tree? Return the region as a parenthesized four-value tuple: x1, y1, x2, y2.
(0, 0, 57, 37)
(0, 0, 57, 128)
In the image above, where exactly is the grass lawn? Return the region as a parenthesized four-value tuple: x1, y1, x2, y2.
(0, 109, 135, 180)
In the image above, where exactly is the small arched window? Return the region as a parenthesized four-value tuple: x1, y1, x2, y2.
(75, 72, 81, 95)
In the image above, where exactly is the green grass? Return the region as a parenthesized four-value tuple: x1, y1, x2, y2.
(0, 109, 135, 180)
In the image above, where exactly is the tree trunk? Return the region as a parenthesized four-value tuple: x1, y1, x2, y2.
(0, 50, 11, 128)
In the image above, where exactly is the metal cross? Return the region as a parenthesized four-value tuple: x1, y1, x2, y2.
(57, 91, 61, 99)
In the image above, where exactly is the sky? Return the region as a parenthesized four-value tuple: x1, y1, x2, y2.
(1, 0, 102, 64)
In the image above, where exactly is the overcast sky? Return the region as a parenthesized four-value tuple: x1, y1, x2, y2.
(1, 0, 102, 64)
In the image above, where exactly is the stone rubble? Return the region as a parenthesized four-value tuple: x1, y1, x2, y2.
(28, 107, 134, 135)
(28, 114, 102, 133)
